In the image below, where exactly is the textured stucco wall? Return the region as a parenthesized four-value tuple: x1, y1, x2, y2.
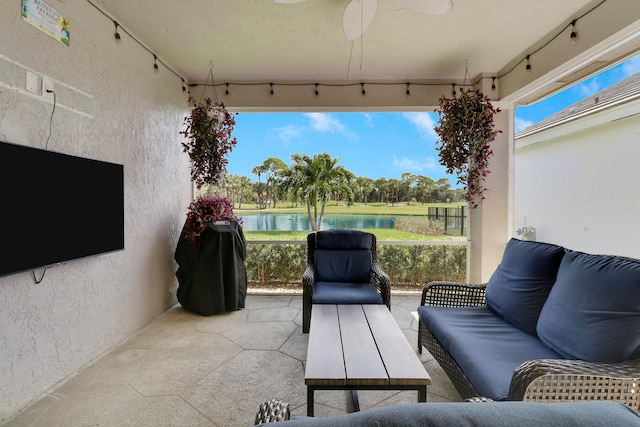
(0, 1, 191, 420)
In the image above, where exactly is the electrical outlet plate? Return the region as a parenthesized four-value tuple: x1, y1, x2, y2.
(42, 77, 54, 99)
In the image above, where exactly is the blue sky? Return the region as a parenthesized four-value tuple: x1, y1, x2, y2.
(226, 55, 640, 186)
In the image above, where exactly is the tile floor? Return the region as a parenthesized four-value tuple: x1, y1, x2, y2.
(4, 294, 461, 427)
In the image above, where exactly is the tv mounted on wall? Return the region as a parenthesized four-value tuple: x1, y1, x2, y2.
(0, 141, 124, 277)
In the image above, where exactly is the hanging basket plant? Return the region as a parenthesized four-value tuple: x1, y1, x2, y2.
(180, 97, 238, 189)
(434, 88, 501, 208)
(182, 196, 241, 245)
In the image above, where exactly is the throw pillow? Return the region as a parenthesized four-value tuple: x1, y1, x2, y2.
(537, 251, 640, 363)
(485, 238, 566, 336)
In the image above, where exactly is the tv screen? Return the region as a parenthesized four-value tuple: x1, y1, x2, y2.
(0, 141, 124, 277)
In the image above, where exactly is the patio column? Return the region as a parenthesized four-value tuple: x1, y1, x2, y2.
(467, 105, 510, 283)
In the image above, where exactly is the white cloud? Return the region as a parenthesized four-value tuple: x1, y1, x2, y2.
(515, 117, 534, 132)
(392, 155, 439, 173)
(577, 78, 601, 97)
(276, 124, 302, 144)
(362, 113, 374, 126)
(402, 112, 437, 140)
(304, 113, 346, 132)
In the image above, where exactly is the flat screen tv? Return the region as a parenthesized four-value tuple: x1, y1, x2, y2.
(0, 141, 124, 277)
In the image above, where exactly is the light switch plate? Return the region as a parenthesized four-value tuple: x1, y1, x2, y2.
(26, 71, 38, 93)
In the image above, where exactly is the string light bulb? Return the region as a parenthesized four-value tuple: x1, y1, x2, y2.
(406, 83, 411, 96)
(270, 83, 274, 96)
(225, 83, 229, 95)
(153, 55, 159, 73)
(525, 55, 531, 75)
(361, 83, 366, 95)
(113, 21, 121, 42)
(570, 20, 577, 44)
(451, 84, 456, 97)
(315, 84, 319, 96)
(491, 77, 497, 92)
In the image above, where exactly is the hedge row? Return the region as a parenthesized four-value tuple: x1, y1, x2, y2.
(245, 243, 466, 291)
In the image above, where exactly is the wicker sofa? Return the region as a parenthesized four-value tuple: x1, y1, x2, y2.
(418, 238, 640, 409)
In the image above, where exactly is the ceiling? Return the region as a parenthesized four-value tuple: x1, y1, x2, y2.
(92, 0, 640, 108)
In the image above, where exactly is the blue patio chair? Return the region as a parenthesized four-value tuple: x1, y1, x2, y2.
(302, 229, 391, 333)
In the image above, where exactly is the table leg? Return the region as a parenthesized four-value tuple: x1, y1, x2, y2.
(418, 386, 427, 402)
(351, 390, 360, 412)
(307, 386, 314, 417)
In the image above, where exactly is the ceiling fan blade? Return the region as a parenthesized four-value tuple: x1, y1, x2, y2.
(343, 0, 378, 41)
(391, 0, 453, 15)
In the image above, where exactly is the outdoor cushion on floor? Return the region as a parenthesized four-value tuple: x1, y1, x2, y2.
(418, 305, 562, 400)
(485, 238, 566, 336)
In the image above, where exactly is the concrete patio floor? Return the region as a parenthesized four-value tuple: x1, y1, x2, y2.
(4, 294, 461, 427)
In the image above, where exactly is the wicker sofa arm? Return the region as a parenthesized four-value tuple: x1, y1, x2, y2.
(254, 399, 291, 424)
(370, 261, 391, 308)
(508, 358, 640, 410)
(420, 281, 487, 308)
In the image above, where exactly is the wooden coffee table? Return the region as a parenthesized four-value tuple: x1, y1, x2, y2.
(305, 304, 431, 416)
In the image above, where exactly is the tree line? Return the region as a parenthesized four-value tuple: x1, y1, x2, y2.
(201, 152, 464, 230)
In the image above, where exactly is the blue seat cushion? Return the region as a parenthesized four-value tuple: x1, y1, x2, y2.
(537, 251, 640, 363)
(312, 281, 383, 305)
(418, 306, 562, 400)
(315, 249, 372, 283)
(485, 239, 566, 336)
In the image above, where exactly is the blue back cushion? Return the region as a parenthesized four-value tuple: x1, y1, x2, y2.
(315, 229, 372, 250)
(485, 239, 565, 336)
(315, 249, 371, 283)
(314, 230, 373, 283)
(537, 251, 640, 363)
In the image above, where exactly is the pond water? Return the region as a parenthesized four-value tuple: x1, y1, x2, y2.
(240, 213, 417, 231)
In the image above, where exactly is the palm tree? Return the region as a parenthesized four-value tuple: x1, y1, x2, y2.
(374, 178, 388, 203)
(261, 157, 288, 208)
(290, 152, 351, 231)
(252, 164, 267, 208)
(387, 178, 401, 206)
(401, 172, 416, 205)
(355, 176, 374, 205)
(235, 175, 252, 208)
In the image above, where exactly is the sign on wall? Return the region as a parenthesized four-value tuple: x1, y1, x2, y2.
(21, 0, 70, 46)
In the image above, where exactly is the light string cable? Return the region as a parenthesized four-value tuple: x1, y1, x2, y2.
(84, 0, 188, 92)
(496, 0, 607, 80)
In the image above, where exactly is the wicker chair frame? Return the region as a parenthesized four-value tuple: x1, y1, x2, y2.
(254, 399, 290, 424)
(302, 231, 391, 333)
(418, 281, 640, 410)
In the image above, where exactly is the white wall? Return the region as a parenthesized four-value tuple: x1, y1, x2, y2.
(514, 99, 640, 258)
(0, 1, 191, 420)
